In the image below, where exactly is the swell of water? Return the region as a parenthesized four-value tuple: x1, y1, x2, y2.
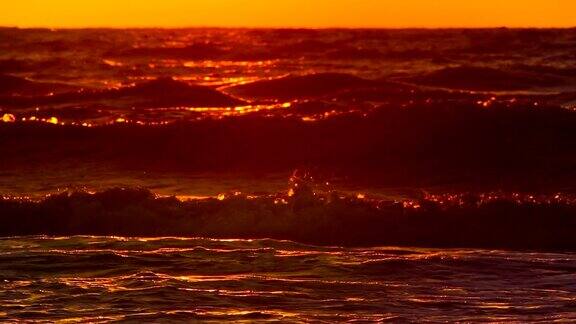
(2, 29, 576, 119)
(1, 29, 576, 193)
(0, 236, 575, 322)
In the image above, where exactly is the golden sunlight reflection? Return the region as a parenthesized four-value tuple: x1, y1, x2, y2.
(183, 60, 275, 69)
(102, 59, 124, 67)
(7, 182, 570, 212)
(4, 89, 555, 130)
(1, 113, 16, 123)
(0, 102, 295, 128)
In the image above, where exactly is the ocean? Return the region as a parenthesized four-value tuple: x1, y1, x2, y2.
(1, 236, 575, 322)
(1, 28, 576, 321)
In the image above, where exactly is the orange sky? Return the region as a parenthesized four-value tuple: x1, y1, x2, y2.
(1, 0, 575, 28)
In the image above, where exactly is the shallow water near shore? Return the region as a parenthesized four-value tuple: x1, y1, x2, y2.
(0, 236, 575, 322)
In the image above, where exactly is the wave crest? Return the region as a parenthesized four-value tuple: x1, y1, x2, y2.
(2, 186, 576, 250)
(0, 74, 77, 96)
(1, 77, 245, 109)
(409, 66, 566, 91)
(225, 73, 377, 100)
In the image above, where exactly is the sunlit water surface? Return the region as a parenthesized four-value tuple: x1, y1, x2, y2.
(0, 236, 574, 322)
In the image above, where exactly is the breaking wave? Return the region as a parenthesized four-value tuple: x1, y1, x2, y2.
(1, 185, 576, 250)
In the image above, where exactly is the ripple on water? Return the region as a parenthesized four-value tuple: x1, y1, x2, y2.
(0, 236, 575, 322)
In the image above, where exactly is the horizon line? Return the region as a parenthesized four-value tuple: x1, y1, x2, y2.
(2, 25, 576, 30)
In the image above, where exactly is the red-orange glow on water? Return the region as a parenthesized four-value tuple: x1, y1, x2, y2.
(2, 113, 16, 123)
(3, 189, 575, 213)
(2, 115, 61, 125)
(0, 102, 294, 127)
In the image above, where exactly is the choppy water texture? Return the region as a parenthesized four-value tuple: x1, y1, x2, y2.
(0, 236, 575, 322)
(2, 28, 576, 195)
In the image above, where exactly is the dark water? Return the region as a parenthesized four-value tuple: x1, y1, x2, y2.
(1, 236, 575, 322)
(2, 28, 576, 321)
(2, 28, 576, 195)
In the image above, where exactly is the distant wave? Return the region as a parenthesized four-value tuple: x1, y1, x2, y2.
(513, 64, 576, 78)
(2, 101, 576, 188)
(225, 73, 377, 100)
(1, 187, 575, 250)
(0, 59, 34, 73)
(111, 77, 246, 107)
(0, 74, 77, 96)
(0, 58, 68, 74)
(108, 40, 385, 61)
(111, 43, 228, 60)
(408, 66, 567, 91)
(1, 77, 245, 109)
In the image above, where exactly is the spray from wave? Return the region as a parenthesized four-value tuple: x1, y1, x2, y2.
(2, 172, 575, 250)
